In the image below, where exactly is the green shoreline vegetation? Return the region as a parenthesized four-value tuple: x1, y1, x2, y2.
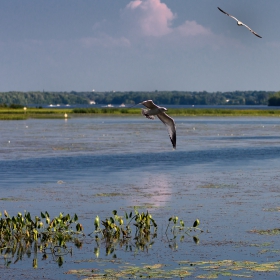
(0, 90, 275, 106)
(1, 107, 280, 120)
(1, 90, 280, 119)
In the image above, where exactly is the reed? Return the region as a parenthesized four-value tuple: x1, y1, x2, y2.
(1, 107, 280, 119)
(0, 114, 28, 120)
(167, 108, 280, 116)
(0, 108, 72, 120)
(73, 107, 280, 116)
(72, 108, 139, 114)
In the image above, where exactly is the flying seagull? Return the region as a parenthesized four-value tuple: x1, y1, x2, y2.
(218, 7, 262, 38)
(141, 100, 176, 149)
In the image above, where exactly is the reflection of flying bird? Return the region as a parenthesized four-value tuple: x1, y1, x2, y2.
(218, 7, 262, 38)
(141, 100, 176, 149)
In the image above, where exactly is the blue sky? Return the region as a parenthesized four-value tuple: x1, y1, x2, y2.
(1, 0, 280, 92)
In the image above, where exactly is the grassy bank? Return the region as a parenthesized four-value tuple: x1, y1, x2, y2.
(72, 107, 280, 116)
(1, 107, 280, 120)
(0, 108, 72, 120)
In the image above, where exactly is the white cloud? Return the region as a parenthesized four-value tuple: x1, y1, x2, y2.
(126, 0, 142, 9)
(121, 0, 244, 50)
(123, 0, 212, 39)
(123, 0, 175, 37)
(60, 0, 230, 51)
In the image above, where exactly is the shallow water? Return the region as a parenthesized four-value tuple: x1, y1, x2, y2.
(1, 116, 280, 279)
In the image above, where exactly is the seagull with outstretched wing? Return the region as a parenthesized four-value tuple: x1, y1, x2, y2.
(141, 100, 176, 149)
(218, 7, 262, 38)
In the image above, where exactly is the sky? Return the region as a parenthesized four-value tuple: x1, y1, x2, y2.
(1, 0, 280, 92)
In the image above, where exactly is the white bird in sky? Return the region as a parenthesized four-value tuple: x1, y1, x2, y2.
(218, 7, 262, 38)
(141, 100, 176, 149)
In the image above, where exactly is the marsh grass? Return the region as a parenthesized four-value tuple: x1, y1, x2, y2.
(0, 108, 71, 114)
(72, 108, 139, 114)
(0, 114, 27, 120)
(73, 107, 280, 116)
(0, 108, 72, 120)
(167, 108, 280, 116)
(1, 107, 280, 119)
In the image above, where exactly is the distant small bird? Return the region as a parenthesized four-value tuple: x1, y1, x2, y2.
(141, 100, 176, 149)
(218, 7, 262, 38)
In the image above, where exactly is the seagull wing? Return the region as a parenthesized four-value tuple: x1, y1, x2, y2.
(141, 100, 159, 110)
(218, 7, 239, 22)
(157, 112, 176, 149)
(242, 23, 262, 38)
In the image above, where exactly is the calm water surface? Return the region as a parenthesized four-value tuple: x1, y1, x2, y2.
(1, 116, 280, 279)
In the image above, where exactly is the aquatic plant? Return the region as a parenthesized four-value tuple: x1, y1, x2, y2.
(165, 216, 203, 249)
(166, 215, 202, 234)
(91, 208, 158, 256)
(0, 210, 84, 267)
(90, 210, 204, 257)
(67, 259, 280, 279)
(0, 208, 203, 268)
(249, 228, 280, 235)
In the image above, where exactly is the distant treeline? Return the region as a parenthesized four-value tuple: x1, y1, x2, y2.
(267, 92, 280, 106)
(0, 90, 279, 106)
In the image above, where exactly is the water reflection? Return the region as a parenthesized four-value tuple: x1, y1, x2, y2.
(135, 173, 172, 207)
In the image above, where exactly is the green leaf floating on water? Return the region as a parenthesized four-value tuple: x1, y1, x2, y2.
(66, 259, 280, 279)
(249, 228, 280, 235)
(67, 263, 193, 279)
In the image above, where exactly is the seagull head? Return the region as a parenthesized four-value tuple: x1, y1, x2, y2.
(159, 107, 167, 112)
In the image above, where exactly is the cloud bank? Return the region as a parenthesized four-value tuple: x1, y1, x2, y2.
(123, 0, 211, 38)
(79, 0, 214, 49)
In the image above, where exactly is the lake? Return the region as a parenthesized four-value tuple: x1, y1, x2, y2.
(1, 116, 280, 279)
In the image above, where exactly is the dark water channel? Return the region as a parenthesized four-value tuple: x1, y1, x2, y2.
(1, 116, 280, 279)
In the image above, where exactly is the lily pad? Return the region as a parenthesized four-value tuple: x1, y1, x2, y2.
(249, 228, 280, 235)
(0, 197, 20, 201)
